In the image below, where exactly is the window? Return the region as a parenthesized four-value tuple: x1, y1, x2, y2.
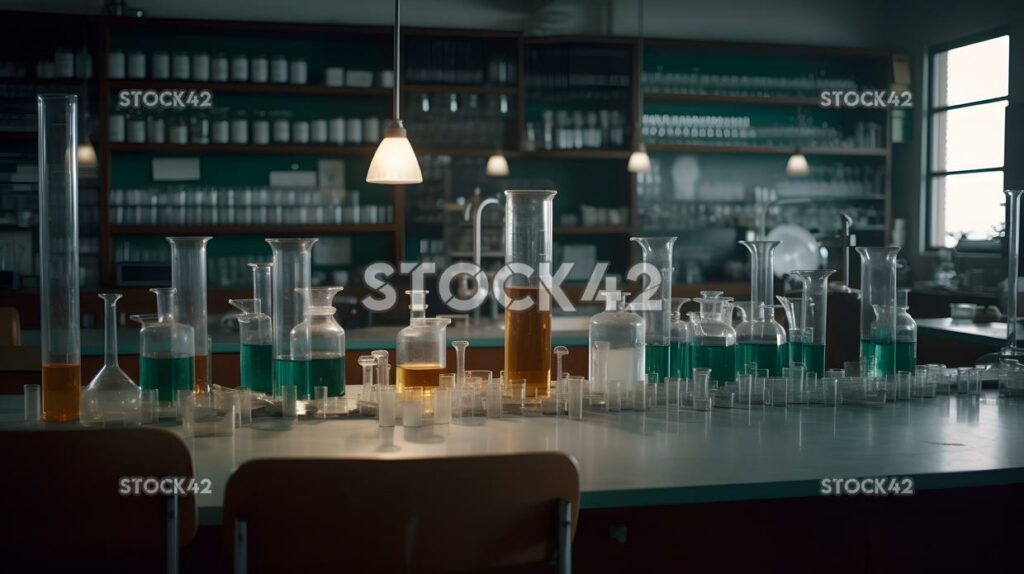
(928, 33, 1009, 248)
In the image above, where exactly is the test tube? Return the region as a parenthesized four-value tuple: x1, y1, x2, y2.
(433, 387, 452, 424)
(452, 340, 468, 386)
(314, 385, 328, 419)
(486, 382, 503, 418)
(238, 389, 253, 426)
(282, 385, 298, 419)
(140, 388, 159, 424)
(568, 378, 584, 420)
(553, 346, 569, 387)
(378, 386, 396, 427)
(23, 384, 41, 421)
(372, 350, 391, 386)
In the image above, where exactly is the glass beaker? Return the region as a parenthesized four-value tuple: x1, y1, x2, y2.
(38, 94, 81, 422)
(396, 290, 451, 391)
(589, 291, 645, 388)
(167, 236, 212, 394)
(690, 291, 737, 384)
(503, 190, 556, 397)
(136, 288, 195, 406)
(856, 246, 899, 376)
(81, 293, 141, 426)
(630, 236, 677, 380)
(895, 289, 917, 373)
(669, 298, 692, 379)
(791, 269, 836, 377)
(292, 286, 346, 398)
(266, 238, 318, 396)
(736, 241, 786, 375)
(228, 298, 273, 395)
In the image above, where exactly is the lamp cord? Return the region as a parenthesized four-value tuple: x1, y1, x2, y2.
(394, 0, 401, 121)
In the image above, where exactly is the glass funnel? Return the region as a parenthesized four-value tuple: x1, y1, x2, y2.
(503, 190, 556, 397)
(38, 94, 81, 422)
(894, 289, 917, 373)
(736, 241, 786, 375)
(589, 291, 645, 388)
(978, 190, 1024, 395)
(266, 238, 317, 397)
(669, 298, 692, 379)
(81, 293, 141, 426)
(249, 262, 273, 323)
(292, 286, 346, 398)
(229, 298, 273, 395)
(396, 290, 451, 391)
(167, 236, 212, 394)
(690, 291, 737, 384)
(791, 269, 835, 377)
(136, 288, 195, 406)
(856, 246, 899, 377)
(630, 236, 677, 381)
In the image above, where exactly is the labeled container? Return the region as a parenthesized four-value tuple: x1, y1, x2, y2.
(127, 51, 146, 78)
(895, 289, 917, 373)
(172, 52, 190, 80)
(231, 54, 249, 82)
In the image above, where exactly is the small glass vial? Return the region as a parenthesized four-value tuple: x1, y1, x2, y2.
(151, 51, 170, 80)
(127, 50, 146, 79)
(230, 110, 249, 144)
(311, 119, 328, 144)
(272, 111, 291, 144)
(270, 55, 288, 83)
(329, 117, 346, 144)
(231, 54, 249, 82)
(169, 114, 189, 144)
(211, 53, 229, 82)
(189, 113, 210, 144)
(192, 52, 210, 81)
(289, 58, 307, 84)
(108, 49, 126, 79)
(250, 56, 269, 83)
(172, 52, 191, 80)
(252, 111, 270, 144)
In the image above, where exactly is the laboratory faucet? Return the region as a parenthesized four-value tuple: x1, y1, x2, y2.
(463, 196, 502, 321)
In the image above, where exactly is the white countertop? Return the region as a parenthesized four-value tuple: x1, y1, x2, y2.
(3, 389, 1023, 524)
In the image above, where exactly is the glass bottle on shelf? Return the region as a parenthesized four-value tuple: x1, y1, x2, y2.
(736, 241, 786, 375)
(588, 291, 645, 388)
(894, 289, 917, 373)
(81, 293, 140, 426)
(136, 288, 195, 407)
(690, 291, 737, 384)
(630, 236, 677, 382)
(669, 298, 692, 379)
(396, 290, 451, 391)
(167, 237, 212, 394)
(291, 287, 346, 397)
(267, 238, 318, 396)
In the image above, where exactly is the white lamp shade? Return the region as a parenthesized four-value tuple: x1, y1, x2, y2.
(786, 152, 809, 177)
(627, 149, 652, 173)
(486, 153, 510, 177)
(366, 134, 423, 184)
(77, 140, 97, 168)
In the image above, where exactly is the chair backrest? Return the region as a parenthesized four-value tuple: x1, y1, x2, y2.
(224, 452, 580, 573)
(0, 306, 20, 346)
(0, 428, 197, 570)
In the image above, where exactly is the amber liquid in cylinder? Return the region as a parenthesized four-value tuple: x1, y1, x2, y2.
(194, 354, 209, 393)
(42, 363, 81, 422)
(396, 363, 445, 391)
(505, 286, 552, 397)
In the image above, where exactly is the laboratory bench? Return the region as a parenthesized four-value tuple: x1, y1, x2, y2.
(916, 318, 1003, 367)
(0, 391, 1021, 571)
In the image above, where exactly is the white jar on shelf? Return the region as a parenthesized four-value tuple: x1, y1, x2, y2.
(192, 52, 210, 81)
(345, 117, 362, 144)
(211, 53, 229, 82)
(292, 120, 310, 144)
(231, 111, 249, 144)
(231, 55, 249, 82)
(289, 59, 307, 84)
(252, 111, 270, 144)
(250, 56, 269, 83)
(270, 56, 288, 83)
(311, 119, 328, 143)
(151, 51, 170, 80)
(127, 51, 146, 79)
(108, 113, 126, 142)
(172, 52, 190, 80)
(108, 49, 126, 79)
(329, 118, 346, 144)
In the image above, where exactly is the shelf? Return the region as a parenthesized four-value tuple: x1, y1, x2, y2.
(646, 143, 887, 157)
(108, 224, 396, 235)
(107, 79, 391, 97)
(555, 226, 632, 235)
(403, 83, 518, 95)
(643, 92, 821, 106)
(518, 149, 632, 160)
(0, 131, 37, 141)
(106, 142, 378, 156)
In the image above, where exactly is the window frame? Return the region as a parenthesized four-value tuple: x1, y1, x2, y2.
(925, 28, 1010, 250)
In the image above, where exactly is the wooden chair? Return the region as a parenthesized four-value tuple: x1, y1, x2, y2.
(0, 428, 197, 573)
(224, 452, 580, 574)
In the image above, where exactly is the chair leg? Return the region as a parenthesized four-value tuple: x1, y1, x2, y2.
(166, 492, 179, 574)
(234, 518, 248, 574)
(556, 499, 572, 574)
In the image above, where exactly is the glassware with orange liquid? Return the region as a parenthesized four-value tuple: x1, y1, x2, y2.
(395, 290, 450, 391)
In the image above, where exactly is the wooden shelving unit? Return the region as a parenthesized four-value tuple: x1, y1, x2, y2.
(644, 92, 821, 106)
(108, 224, 396, 236)
(108, 79, 392, 97)
(646, 143, 888, 156)
(106, 142, 378, 156)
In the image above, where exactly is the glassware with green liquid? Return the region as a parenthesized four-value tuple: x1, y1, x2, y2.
(631, 236, 677, 382)
(894, 289, 917, 373)
(690, 291, 737, 384)
(669, 298, 692, 379)
(229, 298, 274, 394)
(134, 288, 195, 405)
(292, 286, 347, 398)
(790, 269, 835, 377)
(737, 241, 787, 376)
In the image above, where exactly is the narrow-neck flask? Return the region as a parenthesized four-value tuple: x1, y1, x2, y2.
(81, 293, 140, 426)
(136, 288, 195, 405)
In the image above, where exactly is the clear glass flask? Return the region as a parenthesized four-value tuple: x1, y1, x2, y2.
(895, 289, 917, 373)
(136, 288, 195, 406)
(292, 286, 346, 398)
(38, 94, 81, 422)
(589, 291, 645, 387)
(736, 241, 787, 375)
(167, 236, 212, 394)
(396, 290, 451, 391)
(81, 293, 140, 426)
(503, 190, 556, 397)
(690, 291, 737, 384)
(228, 298, 273, 394)
(266, 238, 318, 396)
(669, 298, 692, 379)
(856, 246, 899, 376)
(630, 236, 677, 381)
(791, 269, 835, 377)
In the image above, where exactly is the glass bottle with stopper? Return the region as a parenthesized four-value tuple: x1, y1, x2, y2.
(291, 286, 346, 397)
(630, 236, 676, 382)
(81, 293, 141, 426)
(690, 291, 737, 384)
(589, 290, 645, 390)
(736, 241, 786, 376)
(396, 290, 451, 390)
(136, 288, 195, 407)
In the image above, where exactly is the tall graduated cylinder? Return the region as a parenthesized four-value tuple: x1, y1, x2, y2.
(630, 236, 676, 381)
(503, 190, 556, 397)
(736, 241, 786, 375)
(167, 236, 212, 393)
(267, 238, 317, 396)
(791, 269, 835, 377)
(856, 246, 899, 376)
(38, 94, 81, 422)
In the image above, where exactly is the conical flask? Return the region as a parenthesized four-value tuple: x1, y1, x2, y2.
(80, 293, 141, 426)
(630, 236, 677, 382)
